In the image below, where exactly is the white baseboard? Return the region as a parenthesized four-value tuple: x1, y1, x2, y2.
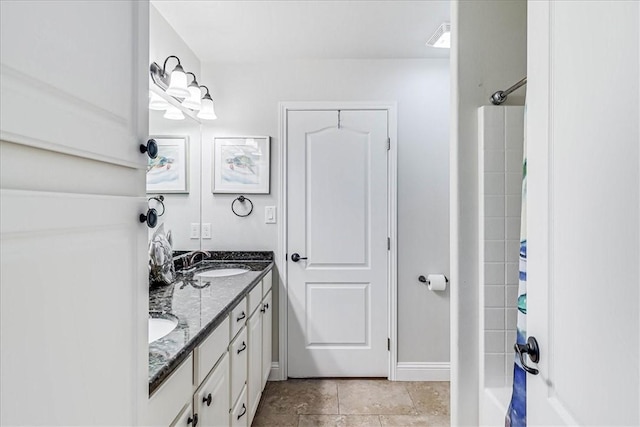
(268, 362, 283, 381)
(395, 362, 450, 381)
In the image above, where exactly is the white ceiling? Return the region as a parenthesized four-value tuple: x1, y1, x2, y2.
(151, 1, 450, 63)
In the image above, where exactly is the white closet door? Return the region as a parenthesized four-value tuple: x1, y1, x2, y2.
(0, 1, 149, 425)
(287, 110, 389, 377)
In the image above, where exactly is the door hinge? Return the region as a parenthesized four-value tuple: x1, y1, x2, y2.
(387, 137, 391, 150)
(387, 237, 391, 250)
(387, 338, 390, 351)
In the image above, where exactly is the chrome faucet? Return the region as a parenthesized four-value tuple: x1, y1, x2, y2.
(185, 250, 211, 268)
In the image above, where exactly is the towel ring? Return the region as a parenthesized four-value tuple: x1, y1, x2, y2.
(148, 195, 166, 217)
(232, 195, 253, 217)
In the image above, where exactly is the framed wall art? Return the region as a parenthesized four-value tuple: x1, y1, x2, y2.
(212, 136, 270, 194)
(146, 136, 189, 194)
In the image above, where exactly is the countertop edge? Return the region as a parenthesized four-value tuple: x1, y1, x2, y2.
(149, 261, 274, 396)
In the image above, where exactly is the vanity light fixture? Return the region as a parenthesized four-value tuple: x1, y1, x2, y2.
(181, 72, 202, 111)
(197, 85, 217, 120)
(164, 104, 185, 120)
(149, 55, 190, 99)
(426, 22, 451, 49)
(149, 91, 169, 110)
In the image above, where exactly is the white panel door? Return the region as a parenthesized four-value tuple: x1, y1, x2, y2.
(0, 1, 146, 168)
(0, 1, 149, 425)
(527, 1, 639, 425)
(287, 110, 389, 377)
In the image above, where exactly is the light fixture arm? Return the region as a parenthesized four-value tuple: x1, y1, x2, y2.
(186, 72, 198, 86)
(199, 85, 213, 100)
(162, 55, 182, 75)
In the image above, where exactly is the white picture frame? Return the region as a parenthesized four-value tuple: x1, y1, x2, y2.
(146, 136, 189, 194)
(212, 136, 270, 194)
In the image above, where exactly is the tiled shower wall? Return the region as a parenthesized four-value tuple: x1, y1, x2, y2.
(478, 106, 525, 388)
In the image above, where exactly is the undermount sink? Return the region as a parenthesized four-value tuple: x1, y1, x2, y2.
(195, 268, 249, 279)
(148, 315, 178, 344)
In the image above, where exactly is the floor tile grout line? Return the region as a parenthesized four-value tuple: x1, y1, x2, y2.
(403, 381, 420, 415)
(336, 380, 341, 415)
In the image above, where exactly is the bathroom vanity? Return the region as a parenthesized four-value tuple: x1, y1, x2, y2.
(145, 252, 274, 427)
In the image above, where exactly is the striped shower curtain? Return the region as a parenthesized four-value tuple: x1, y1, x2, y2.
(505, 107, 527, 427)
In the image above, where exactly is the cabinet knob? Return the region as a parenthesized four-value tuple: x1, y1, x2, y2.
(139, 139, 158, 159)
(139, 208, 158, 228)
(203, 393, 212, 407)
(187, 413, 198, 427)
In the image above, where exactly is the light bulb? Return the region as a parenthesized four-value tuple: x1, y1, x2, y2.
(164, 105, 185, 120)
(166, 64, 189, 98)
(149, 91, 169, 110)
(197, 96, 217, 120)
(181, 84, 202, 110)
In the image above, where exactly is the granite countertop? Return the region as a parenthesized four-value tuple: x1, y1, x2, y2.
(148, 252, 274, 395)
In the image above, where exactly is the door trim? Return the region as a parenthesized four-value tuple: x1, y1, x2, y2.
(278, 101, 398, 380)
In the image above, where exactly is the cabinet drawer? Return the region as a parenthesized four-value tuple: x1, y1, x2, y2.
(230, 327, 248, 406)
(195, 353, 230, 427)
(196, 317, 230, 385)
(247, 281, 262, 315)
(231, 386, 248, 427)
(146, 354, 193, 426)
(262, 270, 272, 297)
(230, 297, 247, 339)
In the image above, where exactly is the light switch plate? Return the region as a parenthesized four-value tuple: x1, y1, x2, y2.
(202, 223, 211, 239)
(265, 206, 276, 224)
(190, 223, 200, 239)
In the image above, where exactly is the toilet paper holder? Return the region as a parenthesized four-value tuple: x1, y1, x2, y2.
(418, 275, 449, 284)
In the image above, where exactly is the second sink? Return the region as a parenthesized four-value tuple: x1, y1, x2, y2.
(195, 268, 249, 279)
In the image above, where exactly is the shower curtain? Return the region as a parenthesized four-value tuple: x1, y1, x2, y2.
(505, 106, 527, 427)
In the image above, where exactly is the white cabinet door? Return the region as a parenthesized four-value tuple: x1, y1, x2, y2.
(0, 1, 149, 425)
(247, 308, 263, 423)
(230, 328, 248, 406)
(195, 353, 231, 427)
(527, 1, 640, 425)
(261, 291, 273, 388)
(171, 403, 195, 427)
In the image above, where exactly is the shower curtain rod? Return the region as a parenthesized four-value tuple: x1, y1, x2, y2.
(490, 77, 527, 105)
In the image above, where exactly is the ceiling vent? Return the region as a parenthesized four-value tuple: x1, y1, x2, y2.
(426, 22, 451, 49)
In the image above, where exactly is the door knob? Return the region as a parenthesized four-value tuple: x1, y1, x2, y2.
(514, 336, 540, 375)
(291, 253, 307, 262)
(139, 138, 158, 159)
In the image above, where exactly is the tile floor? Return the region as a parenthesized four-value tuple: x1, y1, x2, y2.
(251, 379, 450, 427)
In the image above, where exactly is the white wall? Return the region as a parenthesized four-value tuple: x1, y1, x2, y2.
(200, 58, 450, 367)
(149, 5, 202, 250)
(450, 0, 527, 424)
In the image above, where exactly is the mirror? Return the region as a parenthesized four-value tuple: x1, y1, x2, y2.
(147, 92, 202, 252)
